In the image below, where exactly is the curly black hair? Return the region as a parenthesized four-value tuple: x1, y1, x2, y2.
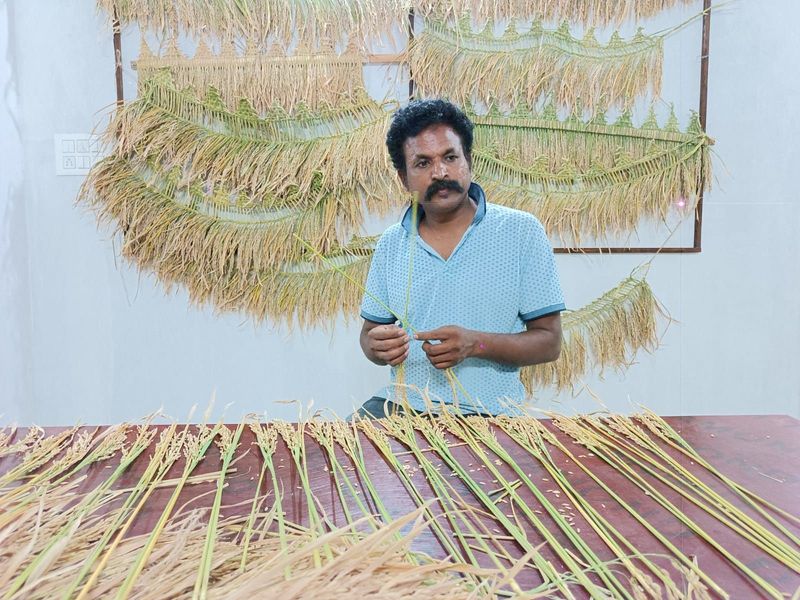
(385, 99, 474, 173)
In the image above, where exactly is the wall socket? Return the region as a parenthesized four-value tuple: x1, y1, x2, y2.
(54, 134, 102, 176)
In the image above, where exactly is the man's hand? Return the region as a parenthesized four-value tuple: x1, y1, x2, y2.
(414, 326, 478, 370)
(414, 315, 562, 369)
(361, 322, 410, 366)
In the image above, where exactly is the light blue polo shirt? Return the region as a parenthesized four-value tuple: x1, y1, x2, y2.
(360, 182, 565, 415)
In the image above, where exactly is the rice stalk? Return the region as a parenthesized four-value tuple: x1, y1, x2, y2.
(0, 426, 129, 517)
(522, 272, 665, 393)
(0, 426, 35, 460)
(0, 427, 80, 491)
(113, 423, 223, 600)
(473, 139, 708, 244)
(432, 412, 621, 598)
(638, 409, 800, 532)
(357, 418, 471, 565)
(553, 414, 785, 599)
(273, 421, 333, 567)
(590, 415, 800, 571)
(308, 421, 375, 529)
(105, 72, 403, 210)
(471, 102, 711, 172)
(69, 424, 184, 600)
(194, 422, 245, 599)
(237, 456, 268, 572)
(2, 423, 156, 600)
(329, 420, 399, 528)
(378, 413, 528, 592)
(492, 415, 689, 598)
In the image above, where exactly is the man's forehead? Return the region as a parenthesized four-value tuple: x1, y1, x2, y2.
(403, 124, 462, 155)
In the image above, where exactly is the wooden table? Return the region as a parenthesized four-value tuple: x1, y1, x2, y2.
(2, 415, 798, 598)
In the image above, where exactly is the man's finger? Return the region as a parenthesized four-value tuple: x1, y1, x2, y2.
(371, 325, 407, 340)
(378, 343, 408, 362)
(421, 341, 450, 357)
(431, 358, 456, 369)
(414, 327, 449, 341)
(373, 336, 409, 352)
(387, 348, 410, 366)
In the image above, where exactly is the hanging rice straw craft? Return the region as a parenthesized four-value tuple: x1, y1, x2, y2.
(410, 17, 663, 112)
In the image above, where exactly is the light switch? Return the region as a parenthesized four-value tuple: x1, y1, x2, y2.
(55, 134, 102, 176)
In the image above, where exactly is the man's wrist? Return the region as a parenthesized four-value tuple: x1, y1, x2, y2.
(469, 330, 486, 359)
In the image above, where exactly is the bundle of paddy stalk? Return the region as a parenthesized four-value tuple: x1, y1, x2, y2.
(1, 410, 798, 598)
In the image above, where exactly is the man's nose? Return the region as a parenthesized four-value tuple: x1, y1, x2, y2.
(431, 159, 448, 179)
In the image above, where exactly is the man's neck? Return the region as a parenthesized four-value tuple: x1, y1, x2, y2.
(420, 193, 477, 232)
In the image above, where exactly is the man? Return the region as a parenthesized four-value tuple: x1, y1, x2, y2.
(356, 99, 564, 418)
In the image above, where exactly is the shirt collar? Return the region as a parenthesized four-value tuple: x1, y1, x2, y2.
(401, 182, 487, 233)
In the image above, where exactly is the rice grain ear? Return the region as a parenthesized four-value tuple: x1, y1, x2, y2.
(410, 18, 663, 113)
(522, 274, 666, 393)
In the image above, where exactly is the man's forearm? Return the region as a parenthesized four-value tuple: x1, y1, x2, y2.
(415, 316, 562, 370)
(469, 328, 561, 367)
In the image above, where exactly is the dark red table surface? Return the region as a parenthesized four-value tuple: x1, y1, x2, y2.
(2, 415, 798, 598)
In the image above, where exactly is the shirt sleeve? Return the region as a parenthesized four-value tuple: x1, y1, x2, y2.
(519, 218, 566, 321)
(360, 234, 396, 324)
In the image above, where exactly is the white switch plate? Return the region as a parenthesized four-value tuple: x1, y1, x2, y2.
(55, 133, 102, 176)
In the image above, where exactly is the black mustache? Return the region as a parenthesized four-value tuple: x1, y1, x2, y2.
(424, 179, 465, 202)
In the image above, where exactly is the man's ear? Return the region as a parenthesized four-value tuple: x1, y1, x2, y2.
(398, 169, 409, 190)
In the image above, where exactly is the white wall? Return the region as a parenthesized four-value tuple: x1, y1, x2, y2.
(1, 0, 798, 425)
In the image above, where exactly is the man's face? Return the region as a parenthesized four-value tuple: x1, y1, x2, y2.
(400, 124, 472, 214)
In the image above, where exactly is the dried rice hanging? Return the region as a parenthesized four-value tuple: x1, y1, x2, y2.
(134, 37, 367, 113)
(413, 0, 698, 27)
(469, 103, 712, 242)
(410, 17, 663, 112)
(522, 270, 666, 393)
(106, 71, 405, 214)
(97, 0, 407, 47)
(471, 101, 707, 170)
(80, 155, 352, 282)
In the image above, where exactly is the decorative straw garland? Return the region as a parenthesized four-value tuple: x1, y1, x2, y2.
(522, 271, 665, 392)
(470, 101, 711, 171)
(410, 17, 663, 111)
(134, 37, 367, 112)
(473, 141, 705, 244)
(469, 103, 712, 242)
(106, 72, 404, 212)
(412, 0, 698, 27)
(81, 155, 357, 276)
(97, 0, 407, 47)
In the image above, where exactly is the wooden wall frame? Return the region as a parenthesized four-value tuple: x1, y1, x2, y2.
(111, 0, 712, 254)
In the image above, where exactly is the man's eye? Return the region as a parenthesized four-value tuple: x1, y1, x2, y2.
(416, 161, 428, 168)
(446, 155, 457, 161)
